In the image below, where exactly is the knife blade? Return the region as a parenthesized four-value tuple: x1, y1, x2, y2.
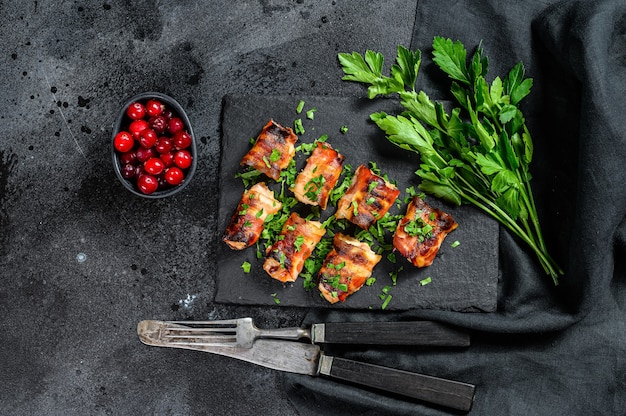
(137, 320, 475, 412)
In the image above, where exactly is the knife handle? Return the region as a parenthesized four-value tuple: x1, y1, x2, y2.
(319, 355, 475, 412)
(316, 321, 470, 347)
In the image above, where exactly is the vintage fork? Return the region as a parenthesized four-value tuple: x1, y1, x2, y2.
(142, 317, 471, 349)
(149, 318, 309, 349)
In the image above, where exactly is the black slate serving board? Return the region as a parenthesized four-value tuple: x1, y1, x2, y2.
(216, 94, 499, 311)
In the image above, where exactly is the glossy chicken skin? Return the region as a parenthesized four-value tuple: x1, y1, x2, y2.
(393, 196, 458, 267)
(240, 119, 298, 180)
(292, 142, 345, 210)
(263, 212, 326, 283)
(318, 233, 382, 304)
(222, 182, 282, 250)
(335, 164, 400, 229)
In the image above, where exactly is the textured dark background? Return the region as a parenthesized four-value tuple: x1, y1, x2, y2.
(2, 1, 626, 415)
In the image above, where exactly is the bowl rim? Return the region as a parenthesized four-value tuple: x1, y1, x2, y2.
(111, 91, 197, 199)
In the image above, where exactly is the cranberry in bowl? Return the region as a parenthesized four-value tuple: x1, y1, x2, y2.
(112, 92, 197, 198)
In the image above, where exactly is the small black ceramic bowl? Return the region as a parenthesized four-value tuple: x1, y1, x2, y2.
(111, 92, 197, 199)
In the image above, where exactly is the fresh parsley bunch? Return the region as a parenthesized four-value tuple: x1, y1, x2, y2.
(338, 37, 562, 283)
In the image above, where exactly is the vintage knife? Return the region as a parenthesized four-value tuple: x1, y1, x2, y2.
(137, 320, 475, 412)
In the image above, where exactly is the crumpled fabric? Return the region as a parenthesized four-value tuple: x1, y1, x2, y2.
(284, 0, 626, 414)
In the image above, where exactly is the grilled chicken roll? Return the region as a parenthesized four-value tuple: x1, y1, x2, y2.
(393, 196, 458, 267)
(292, 142, 345, 210)
(240, 119, 298, 180)
(318, 233, 382, 304)
(222, 182, 282, 250)
(263, 212, 326, 283)
(335, 164, 400, 229)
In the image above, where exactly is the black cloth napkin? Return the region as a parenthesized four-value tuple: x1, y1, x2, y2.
(284, 0, 626, 414)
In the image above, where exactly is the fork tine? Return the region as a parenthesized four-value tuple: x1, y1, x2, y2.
(168, 319, 241, 325)
(156, 319, 246, 347)
(164, 334, 237, 341)
(168, 338, 237, 345)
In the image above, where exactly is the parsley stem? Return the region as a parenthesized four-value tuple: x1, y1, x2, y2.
(450, 173, 561, 283)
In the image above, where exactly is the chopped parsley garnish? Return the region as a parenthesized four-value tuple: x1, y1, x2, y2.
(351, 200, 359, 216)
(378, 286, 393, 309)
(235, 169, 263, 188)
(294, 235, 305, 252)
(404, 218, 433, 241)
(304, 174, 326, 201)
(269, 148, 282, 163)
(271, 293, 281, 304)
(294, 118, 305, 135)
(296, 100, 305, 114)
(379, 285, 391, 299)
(389, 266, 402, 285)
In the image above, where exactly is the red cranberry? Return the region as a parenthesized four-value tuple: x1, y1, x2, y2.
(121, 163, 137, 179)
(129, 119, 149, 138)
(119, 151, 137, 165)
(162, 109, 174, 120)
(139, 128, 157, 148)
(149, 115, 167, 134)
(168, 117, 184, 134)
(164, 167, 184, 186)
(174, 150, 192, 169)
(137, 174, 159, 195)
(160, 151, 175, 167)
(144, 157, 165, 175)
(173, 130, 192, 150)
(114, 131, 134, 153)
(135, 146, 155, 163)
(155, 137, 173, 154)
(145, 99, 164, 117)
(126, 102, 146, 120)
(157, 174, 169, 189)
(135, 165, 145, 177)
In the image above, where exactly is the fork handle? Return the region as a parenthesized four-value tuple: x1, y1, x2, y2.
(319, 354, 475, 412)
(257, 326, 311, 342)
(314, 321, 470, 347)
